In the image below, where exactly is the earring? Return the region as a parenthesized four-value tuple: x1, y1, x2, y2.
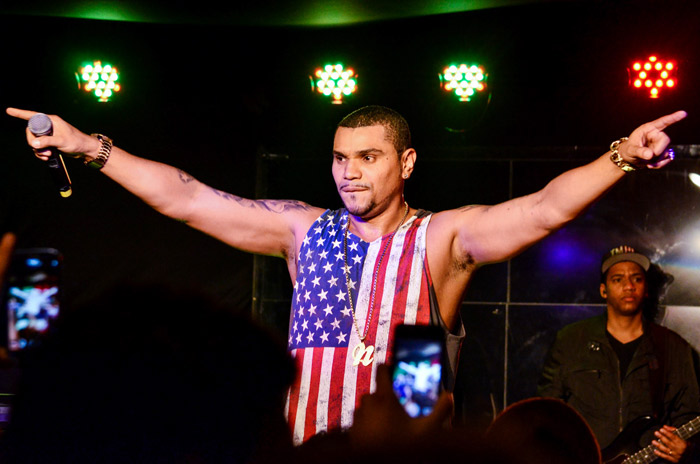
(402, 174, 408, 179)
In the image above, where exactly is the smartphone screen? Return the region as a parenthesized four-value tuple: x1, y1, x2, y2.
(391, 324, 444, 418)
(3, 248, 62, 351)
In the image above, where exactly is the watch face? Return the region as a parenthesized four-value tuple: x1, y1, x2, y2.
(95, 134, 113, 145)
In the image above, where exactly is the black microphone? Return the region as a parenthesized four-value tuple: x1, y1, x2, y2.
(27, 113, 72, 198)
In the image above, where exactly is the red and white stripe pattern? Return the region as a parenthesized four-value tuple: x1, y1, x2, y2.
(285, 208, 433, 444)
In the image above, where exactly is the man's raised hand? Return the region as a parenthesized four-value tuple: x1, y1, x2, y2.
(619, 110, 687, 170)
(6, 108, 99, 161)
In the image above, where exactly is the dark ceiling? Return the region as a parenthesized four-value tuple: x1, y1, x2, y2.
(1, 0, 697, 146)
(0, 0, 568, 26)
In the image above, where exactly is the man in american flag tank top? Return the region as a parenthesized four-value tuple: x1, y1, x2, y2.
(285, 207, 441, 444)
(8, 105, 686, 445)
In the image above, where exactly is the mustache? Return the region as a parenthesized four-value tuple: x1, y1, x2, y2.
(339, 182, 371, 190)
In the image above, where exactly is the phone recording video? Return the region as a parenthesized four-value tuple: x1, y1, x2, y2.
(391, 324, 444, 418)
(3, 248, 62, 351)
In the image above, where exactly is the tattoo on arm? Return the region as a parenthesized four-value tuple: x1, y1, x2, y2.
(458, 205, 478, 213)
(209, 188, 313, 213)
(177, 170, 196, 184)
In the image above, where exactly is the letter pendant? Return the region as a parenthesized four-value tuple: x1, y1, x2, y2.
(351, 341, 375, 367)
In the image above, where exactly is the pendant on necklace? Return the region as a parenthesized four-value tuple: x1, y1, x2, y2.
(351, 341, 375, 367)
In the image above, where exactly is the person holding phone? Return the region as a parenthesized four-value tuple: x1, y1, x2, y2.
(391, 324, 446, 418)
(6, 105, 686, 444)
(0, 284, 298, 464)
(0, 233, 15, 290)
(0, 232, 16, 367)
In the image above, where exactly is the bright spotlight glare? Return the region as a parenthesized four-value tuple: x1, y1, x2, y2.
(689, 173, 700, 188)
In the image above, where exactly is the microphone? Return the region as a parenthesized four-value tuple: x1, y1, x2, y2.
(27, 113, 72, 198)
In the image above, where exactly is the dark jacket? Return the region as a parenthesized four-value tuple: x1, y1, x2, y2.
(537, 314, 700, 449)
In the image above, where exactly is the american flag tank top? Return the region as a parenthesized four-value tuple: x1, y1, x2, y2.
(285, 208, 434, 444)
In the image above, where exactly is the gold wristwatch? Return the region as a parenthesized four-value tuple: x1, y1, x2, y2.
(84, 133, 113, 170)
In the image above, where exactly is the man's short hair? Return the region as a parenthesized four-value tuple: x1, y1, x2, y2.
(337, 105, 412, 155)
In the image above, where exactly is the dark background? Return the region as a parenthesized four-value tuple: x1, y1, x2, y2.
(1, 0, 699, 425)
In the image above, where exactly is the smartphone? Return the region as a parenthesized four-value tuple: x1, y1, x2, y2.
(391, 324, 445, 418)
(2, 248, 62, 351)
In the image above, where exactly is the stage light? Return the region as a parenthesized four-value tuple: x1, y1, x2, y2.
(689, 173, 700, 189)
(76, 61, 121, 102)
(310, 64, 357, 104)
(629, 56, 676, 99)
(440, 64, 487, 102)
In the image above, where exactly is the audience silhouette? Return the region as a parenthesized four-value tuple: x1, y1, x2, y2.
(0, 283, 295, 463)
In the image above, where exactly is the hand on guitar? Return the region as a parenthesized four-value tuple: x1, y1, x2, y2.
(652, 425, 687, 463)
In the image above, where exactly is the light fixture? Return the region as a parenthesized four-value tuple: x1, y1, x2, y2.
(310, 63, 357, 104)
(629, 56, 676, 99)
(76, 60, 121, 102)
(440, 64, 487, 102)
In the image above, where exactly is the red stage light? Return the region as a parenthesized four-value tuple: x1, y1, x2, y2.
(629, 55, 677, 99)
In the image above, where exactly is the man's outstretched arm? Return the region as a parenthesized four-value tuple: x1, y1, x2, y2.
(432, 110, 687, 267)
(6, 108, 323, 264)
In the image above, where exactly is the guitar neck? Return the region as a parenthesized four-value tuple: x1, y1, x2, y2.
(623, 416, 700, 464)
(676, 416, 700, 440)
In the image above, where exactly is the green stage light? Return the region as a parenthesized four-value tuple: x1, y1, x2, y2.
(440, 64, 487, 102)
(76, 61, 121, 102)
(629, 55, 676, 99)
(310, 64, 357, 104)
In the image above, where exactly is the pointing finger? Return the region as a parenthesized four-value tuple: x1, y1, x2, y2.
(648, 110, 687, 131)
(6, 107, 41, 121)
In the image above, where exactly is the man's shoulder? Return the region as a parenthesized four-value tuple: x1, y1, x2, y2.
(297, 208, 349, 239)
(557, 314, 606, 340)
(411, 209, 432, 225)
(304, 208, 342, 226)
(544, 316, 608, 364)
(647, 322, 694, 350)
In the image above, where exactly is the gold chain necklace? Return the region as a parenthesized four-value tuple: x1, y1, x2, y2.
(344, 201, 410, 367)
